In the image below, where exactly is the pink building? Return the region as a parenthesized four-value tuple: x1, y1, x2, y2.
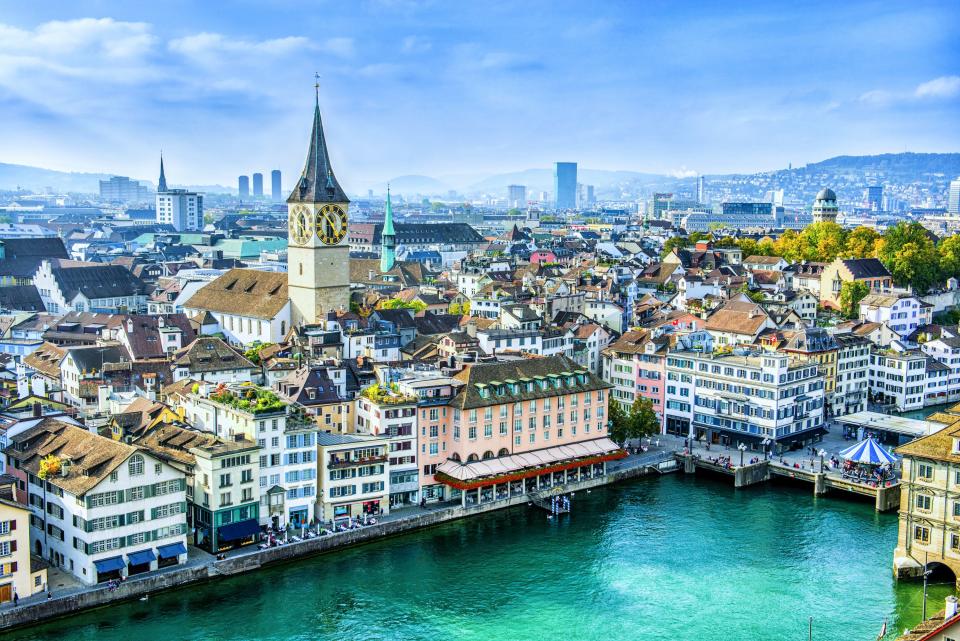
(601, 330, 669, 424)
(429, 356, 623, 507)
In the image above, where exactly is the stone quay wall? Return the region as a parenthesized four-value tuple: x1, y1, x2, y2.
(0, 459, 662, 631)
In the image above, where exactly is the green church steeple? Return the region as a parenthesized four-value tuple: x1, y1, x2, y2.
(380, 185, 396, 273)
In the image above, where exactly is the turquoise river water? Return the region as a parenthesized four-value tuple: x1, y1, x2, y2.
(0, 474, 948, 641)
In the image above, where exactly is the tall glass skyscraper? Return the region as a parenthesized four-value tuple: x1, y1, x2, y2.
(554, 162, 577, 210)
(271, 170, 282, 202)
(949, 177, 960, 214)
(252, 173, 264, 197)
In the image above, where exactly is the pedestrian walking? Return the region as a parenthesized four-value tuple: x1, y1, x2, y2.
(13, 592, 18, 607)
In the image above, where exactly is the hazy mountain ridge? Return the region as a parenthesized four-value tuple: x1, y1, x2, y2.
(2, 152, 958, 197)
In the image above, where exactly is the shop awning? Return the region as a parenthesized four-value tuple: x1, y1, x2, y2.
(435, 437, 625, 489)
(94, 556, 126, 574)
(218, 518, 260, 542)
(156, 542, 187, 559)
(127, 549, 156, 566)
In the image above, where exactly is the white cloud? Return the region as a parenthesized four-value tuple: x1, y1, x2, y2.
(670, 166, 698, 178)
(915, 75, 960, 100)
(169, 33, 310, 66)
(860, 75, 960, 106)
(0, 18, 156, 59)
(401, 35, 431, 54)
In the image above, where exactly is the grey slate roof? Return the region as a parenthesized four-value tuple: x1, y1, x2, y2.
(287, 96, 348, 205)
(52, 265, 146, 300)
(841, 258, 891, 280)
(0, 238, 69, 279)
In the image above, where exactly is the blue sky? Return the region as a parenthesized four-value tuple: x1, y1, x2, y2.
(0, 0, 957, 193)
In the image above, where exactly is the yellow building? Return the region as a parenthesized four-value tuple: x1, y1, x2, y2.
(894, 420, 960, 586)
(0, 477, 47, 602)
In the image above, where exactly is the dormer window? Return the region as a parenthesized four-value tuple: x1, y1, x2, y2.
(954, 438, 960, 454)
(128, 454, 144, 477)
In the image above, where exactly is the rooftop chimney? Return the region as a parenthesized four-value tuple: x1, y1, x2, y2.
(32, 402, 42, 418)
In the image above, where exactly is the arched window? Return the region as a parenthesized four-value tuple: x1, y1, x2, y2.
(467, 453, 479, 462)
(497, 448, 510, 457)
(451, 453, 461, 462)
(128, 454, 144, 476)
(482, 451, 494, 460)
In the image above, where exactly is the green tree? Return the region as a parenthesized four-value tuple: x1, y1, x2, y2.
(889, 241, 941, 294)
(449, 301, 471, 315)
(737, 238, 760, 257)
(844, 226, 880, 258)
(939, 234, 960, 280)
(380, 298, 427, 312)
(838, 281, 869, 319)
(661, 236, 689, 257)
(708, 222, 726, 232)
(801, 221, 847, 262)
(607, 399, 632, 445)
(628, 397, 661, 439)
(688, 231, 712, 244)
(243, 342, 274, 365)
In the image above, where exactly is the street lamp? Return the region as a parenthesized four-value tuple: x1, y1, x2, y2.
(923, 552, 932, 621)
(818, 449, 827, 473)
(738, 443, 747, 466)
(762, 438, 771, 460)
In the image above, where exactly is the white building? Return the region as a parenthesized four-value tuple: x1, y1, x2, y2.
(832, 334, 871, 416)
(868, 348, 928, 412)
(355, 384, 419, 508)
(664, 350, 826, 453)
(859, 293, 932, 341)
(317, 432, 390, 525)
(156, 190, 203, 232)
(7, 420, 188, 585)
(183, 269, 291, 348)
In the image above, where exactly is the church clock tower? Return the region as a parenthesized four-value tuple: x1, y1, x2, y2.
(287, 88, 351, 326)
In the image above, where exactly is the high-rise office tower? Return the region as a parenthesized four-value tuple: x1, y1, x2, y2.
(271, 170, 282, 202)
(949, 177, 960, 214)
(239, 175, 250, 199)
(586, 185, 595, 206)
(554, 162, 577, 210)
(652, 193, 673, 220)
(697, 175, 705, 203)
(507, 184, 526, 208)
(866, 185, 883, 211)
(252, 173, 264, 197)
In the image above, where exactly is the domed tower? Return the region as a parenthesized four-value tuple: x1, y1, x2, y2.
(812, 188, 838, 224)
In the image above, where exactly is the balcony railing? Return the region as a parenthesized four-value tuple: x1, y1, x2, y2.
(328, 455, 388, 469)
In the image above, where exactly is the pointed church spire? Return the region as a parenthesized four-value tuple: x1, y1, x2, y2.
(380, 185, 396, 273)
(288, 79, 348, 205)
(158, 153, 168, 193)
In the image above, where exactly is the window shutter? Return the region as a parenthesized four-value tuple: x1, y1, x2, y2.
(10, 541, 16, 553)
(10, 520, 15, 531)
(10, 562, 16, 573)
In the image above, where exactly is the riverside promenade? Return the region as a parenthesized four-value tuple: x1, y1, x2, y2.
(0, 446, 675, 631)
(678, 427, 901, 511)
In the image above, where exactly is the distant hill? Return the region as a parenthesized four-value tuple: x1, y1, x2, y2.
(0, 162, 119, 192)
(384, 174, 451, 196)
(0, 162, 234, 194)
(801, 153, 960, 177)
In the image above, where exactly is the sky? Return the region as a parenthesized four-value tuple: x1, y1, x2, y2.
(0, 0, 958, 193)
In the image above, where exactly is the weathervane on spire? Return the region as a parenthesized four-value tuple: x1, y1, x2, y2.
(314, 72, 320, 102)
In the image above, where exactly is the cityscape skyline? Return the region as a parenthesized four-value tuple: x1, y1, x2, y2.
(0, 2, 957, 191)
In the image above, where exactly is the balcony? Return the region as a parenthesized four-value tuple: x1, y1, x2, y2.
(328, 454, 388, 469)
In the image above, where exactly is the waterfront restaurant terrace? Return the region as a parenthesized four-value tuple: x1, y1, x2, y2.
(434, 437, 625, 506)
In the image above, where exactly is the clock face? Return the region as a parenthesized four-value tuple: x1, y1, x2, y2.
(317, 204, 348, 246)
(289, 205, 312, 245)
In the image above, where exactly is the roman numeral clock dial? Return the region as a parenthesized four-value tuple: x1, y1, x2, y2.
(317, 204, 347, 245)
(289, 205, 312, 245)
